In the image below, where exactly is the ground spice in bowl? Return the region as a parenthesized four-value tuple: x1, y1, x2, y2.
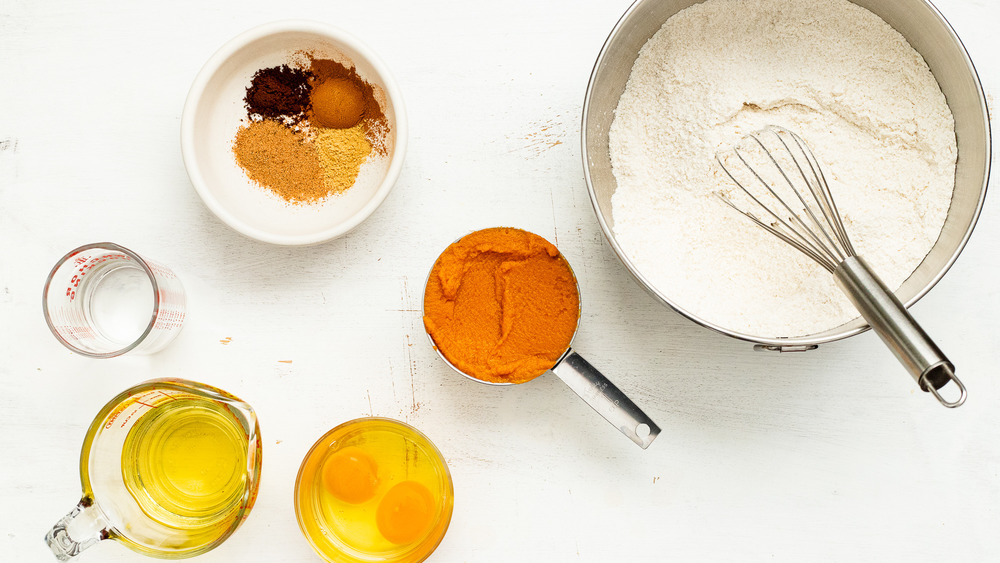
(233, 120, 325, 201)
(231, 54, 388, 204)
(310, 78, 365, 128)
(244, 65, 311, 122)
(315, 126, 372, 194)
(422, 228, 581, 385)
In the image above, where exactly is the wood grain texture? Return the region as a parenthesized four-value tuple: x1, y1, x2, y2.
(1, 0, 998, 561)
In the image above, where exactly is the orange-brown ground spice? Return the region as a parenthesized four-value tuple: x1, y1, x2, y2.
(307, 55, 389, 156)
(232, 120, 327, 203)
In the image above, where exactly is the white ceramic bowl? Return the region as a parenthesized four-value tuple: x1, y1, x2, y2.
(181, 20, 407, 245)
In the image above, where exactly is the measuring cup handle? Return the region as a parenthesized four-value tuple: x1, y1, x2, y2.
(45, 496, 111, 561)
(551, 349, 660, 448)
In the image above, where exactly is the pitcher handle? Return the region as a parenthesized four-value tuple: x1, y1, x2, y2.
(45, 496, 111, 561)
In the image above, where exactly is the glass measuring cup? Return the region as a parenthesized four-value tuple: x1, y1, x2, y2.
(45, 379, 262, 560)
(43, 243, 186, 357)
(422, 228, 660, 448)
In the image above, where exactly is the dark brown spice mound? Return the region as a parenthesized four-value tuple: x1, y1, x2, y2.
(244, 65, 312, 121)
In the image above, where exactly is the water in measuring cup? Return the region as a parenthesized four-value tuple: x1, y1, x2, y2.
(82, 261, 155, 346)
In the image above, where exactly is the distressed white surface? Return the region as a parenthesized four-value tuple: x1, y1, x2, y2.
(1, 1, 998, 561)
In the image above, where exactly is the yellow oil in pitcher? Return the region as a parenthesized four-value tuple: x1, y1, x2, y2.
(121, 396, 249, 537)
(52, 379, 259, 560)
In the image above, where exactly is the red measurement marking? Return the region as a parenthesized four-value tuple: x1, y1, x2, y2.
(63, 325, 95, 340)
(104, 409, 122, 429)
(119, 406, 142, 428)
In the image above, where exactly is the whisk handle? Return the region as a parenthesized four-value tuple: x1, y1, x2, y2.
(833, 256, 966, 408)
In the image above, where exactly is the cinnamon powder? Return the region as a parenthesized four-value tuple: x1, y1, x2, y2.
(307, 56, 389, 156)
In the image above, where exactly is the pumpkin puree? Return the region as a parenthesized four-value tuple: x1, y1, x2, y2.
(423, 228, 580, 384)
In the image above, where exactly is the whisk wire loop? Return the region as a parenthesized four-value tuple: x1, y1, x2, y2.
(715, 156, 834, 271)
(716, 126, 857, 272)
(781, 129, 857, 258)
(766, 130, 850, 264)
(715, 194, 833, 268)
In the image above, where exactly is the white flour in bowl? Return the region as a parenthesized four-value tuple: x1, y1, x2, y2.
(609, 0, 956, 337)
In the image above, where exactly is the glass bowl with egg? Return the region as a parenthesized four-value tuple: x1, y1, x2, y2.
(294, 418, 454, 563)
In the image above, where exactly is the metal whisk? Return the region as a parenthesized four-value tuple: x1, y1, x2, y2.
(715, 126, 966, 408)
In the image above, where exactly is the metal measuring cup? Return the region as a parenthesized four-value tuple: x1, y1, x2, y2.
(422, 229, 660, 449)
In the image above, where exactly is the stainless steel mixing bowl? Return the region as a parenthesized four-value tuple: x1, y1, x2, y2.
(582, 0, 991, 350)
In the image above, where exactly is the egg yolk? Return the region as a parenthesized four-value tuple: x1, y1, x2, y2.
(322, 447, 378, 504)
(376, 481, 436, 545)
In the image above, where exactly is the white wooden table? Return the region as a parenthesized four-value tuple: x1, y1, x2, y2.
(2, 1, 998, 561)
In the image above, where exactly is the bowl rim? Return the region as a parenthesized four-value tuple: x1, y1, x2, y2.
(580, 0, 991, 348)
(180, 19, 408, 246)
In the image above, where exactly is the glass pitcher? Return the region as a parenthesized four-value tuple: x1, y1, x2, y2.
(45, 378, 262, 560)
